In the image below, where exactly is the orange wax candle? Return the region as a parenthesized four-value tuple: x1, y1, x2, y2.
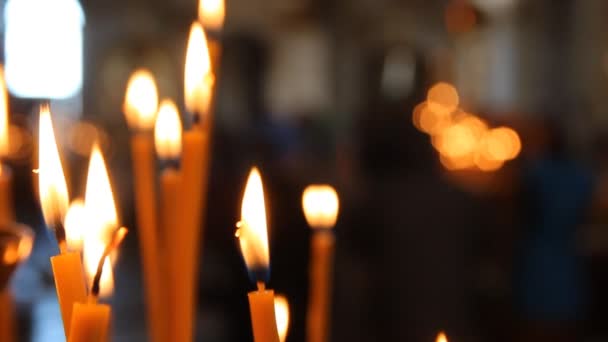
(51, 252, 88, 336)
(124, 70, 167, 342)
(302, 185, 339, 342)
(248, 282, 280, 342)
(237, 168, 280, 342)
(68, 300, 111, 342)
(0, 289, 15, 342)
(0, 167, 14, 227)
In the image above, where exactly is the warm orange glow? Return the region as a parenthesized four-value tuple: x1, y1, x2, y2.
(274, 295, 290, 342)
(435, 123, 477, 158)
(436, 331, 448, 342)
(83, 143, 119, 297)
(419, 103, 452, 135)
(481, 127, 521, 162)
(17, 227, 34, 262)
(123, 69, 159, 131)
(184, 22, 214, 116)
(199, 0, 225, 31)
(2, 226, 33, 265)
(64, 199, 86, 251)
(474, 152, 504, 172)
(38, 105, 69, 227)
(238, 167, 270, 273)
(302, 185, 339, 229)
(440, 153, 475, 171)
(427, 82, 459, 114)
(0, 66, 9, 157)
(154, 99, 182, 160)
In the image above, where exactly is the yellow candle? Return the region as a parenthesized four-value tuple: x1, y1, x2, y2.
(302, 185, 339, 342)
(0, 167, 13, 228)
(38, 105, 88, 337)
(237, 168, 280, 342)
(124, 70, 167, 342)
(69, 228, 128, 342)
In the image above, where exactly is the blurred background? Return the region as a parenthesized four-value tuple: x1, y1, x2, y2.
(4, 0, 608, 341)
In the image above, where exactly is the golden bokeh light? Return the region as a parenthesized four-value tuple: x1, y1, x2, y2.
(302, 185, 339, 229)
(238, 167, 270, 273)
(123, 69, 159, 131)
(436, 331, 448, 342)
(274, 294, 290, 342)
(427, 82, 459, 114)
(419, 103, 452, 135)
(154, 99, 182, 160)
(435, 123, 477, 158)
(0, 66, 9, 157)
(38, 105, 69, 227)
(199, 0, 225, 31)
(185, 22, 214, 116)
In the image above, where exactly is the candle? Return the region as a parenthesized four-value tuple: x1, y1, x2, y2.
(38, 105, 87, 337)
(68, 228, 128, 342)
(123, 70, 167, 342)
(168, 23, 215, 342)
(274, 295, 290, 342)
(198, 0, 224, 70)
(302, 185, 339, 342)
(237, 167, 280, 342)
(0, 67, 13, 227)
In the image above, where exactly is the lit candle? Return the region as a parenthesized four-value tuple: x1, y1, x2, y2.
(198, 0, 224, 70)
(123, 70, 167, 342)
(236, 167, 280, 342)
(169, 23, 215, 342)
(0, 66, 13, 227)
(302, 185, 339, 342)
(68, 228, 128, 342)
(38, 105, 87, 338)
(274, 295, 290, 342)
(436, 331, 448, 342)
(153, 99, 183, 338)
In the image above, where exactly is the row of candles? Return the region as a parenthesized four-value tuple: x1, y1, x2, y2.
(0, 0, 457, 341)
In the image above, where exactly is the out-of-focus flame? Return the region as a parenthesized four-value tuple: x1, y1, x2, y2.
(427, 82, 459, 114)
(83, 143, 119, 297)
(199, 0, 225, 31)
(0, 67, 9, 157)
(436, 331, 448, 342)
(237, 167, 270, 277)
(123, 69, 158, 131)
(435, 123, 477, 158)
(38, 105, 69, 227)
(302, 185, 339, 229)
(64, 199, 86, 251)
(274, 295, 290, 342)
(184, 22, 214, 116)
(419, 102, 452, 135)
(154, 99, 182, 160)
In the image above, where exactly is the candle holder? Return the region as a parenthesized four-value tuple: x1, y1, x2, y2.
(0, 223, 34, 290)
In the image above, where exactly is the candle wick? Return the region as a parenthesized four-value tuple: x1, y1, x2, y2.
(91, 227, 129, 297)
(54, 222, 68, 254)
(256, 281, 265, 291)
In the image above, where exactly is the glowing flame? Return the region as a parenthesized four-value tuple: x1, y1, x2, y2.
(123, 69, 159, 131)
(0, 67, 9, 157)
(83, 144, 119, 297)
(184, 22, 214, 116)
(3, 226, 33, 265)
(238, 167, 270, 276)
(302, 185, 340, 229)
(436, 331, 448, 342)
(199, 0, 225, 31)
(427, 82, 459, 115)
(274, 295, 290, 342)
(154, 99, 182, 160)
(64, 199, 86, 251)
(38, 105, 69, 227)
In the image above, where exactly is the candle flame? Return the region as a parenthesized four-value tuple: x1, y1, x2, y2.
(199, 0, 225, 31)
(238, 167, 270, 280)
(123, 69, 159, 131)
(436, 331, 448, 342)
(154, 99, 182, 160)
(0, 67, 9, 157)
(274, 295, 290, 342)
(184, 22, 214, 116)
(64, 198, 86, 251)
(302, 185, 339, 229)
(83, 143, 119, 297)
(38, 105, 69, 227)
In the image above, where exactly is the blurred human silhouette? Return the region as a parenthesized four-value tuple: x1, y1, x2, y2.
(515, 119, 594, 342)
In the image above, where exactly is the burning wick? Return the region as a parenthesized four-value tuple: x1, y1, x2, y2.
(90, 227, 128, 300)
(54, 222, 68, 255)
